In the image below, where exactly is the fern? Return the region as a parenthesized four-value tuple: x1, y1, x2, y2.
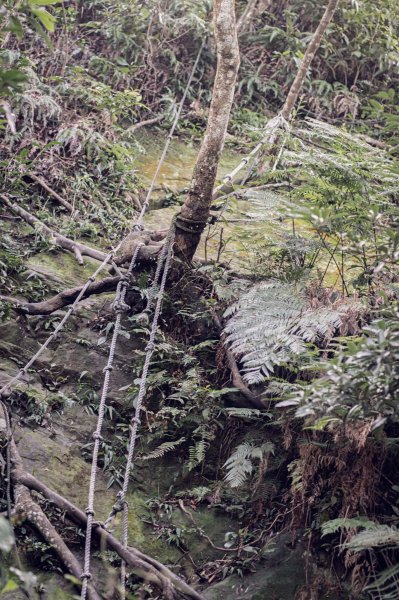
(187, 439, 208, 471)
(321, 517, 377, 537)
(344, 526, 399, 552)
(224, 281, 357, 384)
(140, 437, 186, 461)
(224, 441, 275, 488)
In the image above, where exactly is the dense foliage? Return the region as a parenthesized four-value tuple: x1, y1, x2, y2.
(1, 1, 399, 599)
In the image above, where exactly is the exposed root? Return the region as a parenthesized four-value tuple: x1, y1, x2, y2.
(26, 173, 74, 213)
(0, 403, 206, 600)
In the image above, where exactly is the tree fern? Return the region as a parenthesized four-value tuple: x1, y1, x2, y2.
(224, 281, 358, 384)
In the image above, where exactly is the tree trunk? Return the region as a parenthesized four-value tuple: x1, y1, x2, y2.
(237, 0, 270, 33)
(174, 0, 240, 262)
(280, 0, 341, 120)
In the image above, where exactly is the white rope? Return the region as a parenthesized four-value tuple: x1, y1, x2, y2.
(213, 113, 288, 195)
(119, 225, 175, 597)
(135, 39, 206, 230)
(81, 37, 205, 600)
(80, 243, 142, 599)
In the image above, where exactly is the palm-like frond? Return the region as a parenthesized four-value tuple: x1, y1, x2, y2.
(224, 281, 358, 384)
(223, 441, 274, 488)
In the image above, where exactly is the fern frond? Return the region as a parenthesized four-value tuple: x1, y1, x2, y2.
(224, 281, 359, 383)
(140, 437, 186, 461)
(224, 440, 275, 488)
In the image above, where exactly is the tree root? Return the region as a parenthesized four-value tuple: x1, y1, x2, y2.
(0, 403, 206, 600)
(0, 276, 121, 315)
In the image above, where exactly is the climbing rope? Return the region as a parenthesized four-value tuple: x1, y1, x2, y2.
(135, 38, 206, 230)
(80, 242, 143, 599)
(120, 225, 175, 598)
(213, 113, 289, 196)
(80, 37, 205, 600)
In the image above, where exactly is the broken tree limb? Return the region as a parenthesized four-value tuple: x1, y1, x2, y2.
(14, 484, 102, 600)
(0, 404, 101, 600)
(0, 401, 205, 600)
(27, 173, 74, 213)
(126, 115, 163, 133)
(0, 276, 121, 315)
(212, 311, 264, 409)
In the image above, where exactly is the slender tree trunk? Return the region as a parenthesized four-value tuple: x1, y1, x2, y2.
(174, 0, 240, 262)
(280, 0, 340, 120)
(236, 0, 258, 32)
(237, 0, 270, 32)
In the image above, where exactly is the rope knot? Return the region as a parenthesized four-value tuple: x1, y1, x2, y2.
(133, 224, 145, 232)
(85, 507, 95, 517)
(81, 572, 92, 581)
(103, 364, 114, 373)
(145, 341, 155, 352)
(92, 432, 103, 441)
(112, 299, 130, 314)
(131, 416, 141, 426)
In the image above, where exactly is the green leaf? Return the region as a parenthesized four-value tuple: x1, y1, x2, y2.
(1, 580, 19, 593)
(30, 8, 56, 31)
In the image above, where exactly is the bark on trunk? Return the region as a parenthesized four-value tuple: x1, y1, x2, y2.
(174, 0, 240, 262)
(280, 0, 341, 120)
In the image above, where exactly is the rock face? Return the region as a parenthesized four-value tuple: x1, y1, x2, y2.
(204, 534, 307, 600)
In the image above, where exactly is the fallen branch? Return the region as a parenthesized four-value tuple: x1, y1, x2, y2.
(0, 194, 107, 264)
(27, 173, 74, 213)
(0, 275, 121, 315)
(126, 115, 163, 133)
(212, 311, 264, 409)
(0, 405, 101, 600)
(11, 458, 205, 600)
(0, 400, 205, 599)
(14, 484, 102, 600)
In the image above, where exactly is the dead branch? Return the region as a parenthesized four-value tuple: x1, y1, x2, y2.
(11, 461, 205, 600)
(0, 194, 107, 264)
(126, 115, 163, 133)
(0, 276, 121, 315)
(0, 405, 101, 600)
(0, 400, 205, 599)
(14, 484, 102, 600)
(27, 173, 74, 213)
(211, 311, 264, 409)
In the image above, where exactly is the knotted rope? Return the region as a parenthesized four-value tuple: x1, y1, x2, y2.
(80, 242, 142, 599)
(80, 37, 205, 600)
